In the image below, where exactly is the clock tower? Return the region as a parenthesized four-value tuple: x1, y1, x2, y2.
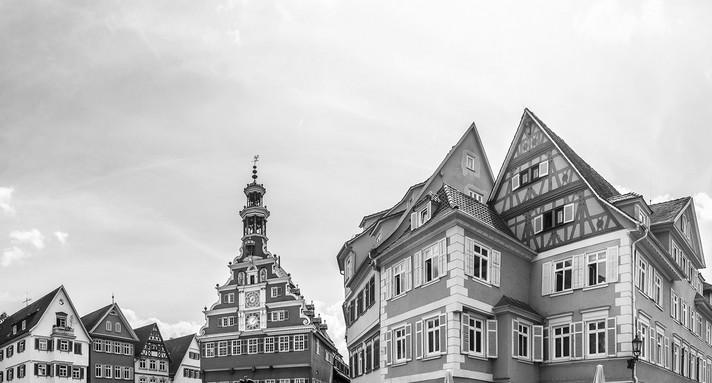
(197, 157, 348, 383)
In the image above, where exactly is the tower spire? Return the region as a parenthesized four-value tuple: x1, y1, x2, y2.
(239, 156, 271, 261)
(252, 155, 259, 182)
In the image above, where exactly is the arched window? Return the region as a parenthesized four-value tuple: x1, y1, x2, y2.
(106, 321, 112, 331)
(260, 268, 267, 282)
(115, 322, 121, 332)
(237, 272, 245, 285)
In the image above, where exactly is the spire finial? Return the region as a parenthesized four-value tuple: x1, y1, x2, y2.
(112, 293, 115, 304)
(252, 155, 259, 181)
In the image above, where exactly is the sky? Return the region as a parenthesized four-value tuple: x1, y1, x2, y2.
(1, 0, 712, 358)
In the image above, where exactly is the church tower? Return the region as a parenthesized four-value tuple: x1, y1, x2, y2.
(197, 157, 349, 383)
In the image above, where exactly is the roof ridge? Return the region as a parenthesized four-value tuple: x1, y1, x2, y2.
(649, 195, 692, 206)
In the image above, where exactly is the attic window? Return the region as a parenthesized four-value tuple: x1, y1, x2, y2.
(375, 231, 382, 243)
(410, 201, 432, 230)
(468, 190, 483, 203)
(635, 205, 649, 228)
(466, 155, 476, 171)
(512, 161, 549, 191)
(21, 320, 26, 331)
(533, 203, 575, 234)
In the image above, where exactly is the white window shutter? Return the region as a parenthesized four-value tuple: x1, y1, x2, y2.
(542, 262, 552, 296)
(405, 324, 412, 360)
(572, 322, 583, 359)
(385, 331, 392, 365)
(539, 160, 549, 176)
(534, 215, 543, 234)
(439, 314, 447, 354)
(664, 336, 670, 368)
(465, 238, 474, 277)
(647, 263, 654, 298)
(487, 319, 498, 358)
(438, 239, 447, 278)
(413, 251, 422, 288)
(512, 319, 519, 358)
(461, 314, 470, 354)
(606, 246, 619, 283)
(416, 320, 423, 359)
(607, 318, 616, 357)
(410, 212, 417, 230)
(405, 256, 412, 292)
(385, 267, 393, 300)
(533, 325, 543, 362)
(511, 174, 520, 191)
(572, 254, 584, 289)
(491, 250, 501, 287)
(564, 203, 575, 223)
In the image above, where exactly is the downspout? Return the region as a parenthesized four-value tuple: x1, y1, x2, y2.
(630, 224, 649, 383)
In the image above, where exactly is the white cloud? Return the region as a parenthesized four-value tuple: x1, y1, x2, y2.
(313, 299, 347, 358)
(54, 231, 69, 245)
(650, 194, 671, 204)
(613, 184, 632, 194)
(122, 308, 202, 340)
(694, 192, 712, 222)
(1, 246, 29, 267)
(576, 0, 671, 44)
(10, 229, 46, 249)
(0, 187, 16, 217)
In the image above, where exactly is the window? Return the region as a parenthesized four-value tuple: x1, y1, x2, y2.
(425, 317, 441, 356)
(653, 273, 662, 307)
(423, 242, 443, 284)
(17, 341, 24, 353)
(394, 327, 408, 363)
(639, 323, 648, 360)
(636, 258, 648, 294)
(38, 364, 47, 376)
(224, 293, 234, 304)
(410, 202, 432, 230)
(271, 287, 282, 297)
(466, 240, 489, 282)
(231, 340, 241, 355)
(586, 250, 606, 286)
(270, 310, 289, 322)
(346, 255, 354, 280)
(465, 316, 485, 356)
(534, 203, 574, 234)
(17, 366, 24, 379)
(114, 342, 121, 354)
(139, 359, 146, 369)
(159, 361, 167, 372)
(106, 321, 112, 331)
(264, 337, 274, 353)
(512, 161, 548, 191)
(217, 341, 228, 357)
(7, 345, 13, 357)
(553, 325, 571, 359)
(123, 343, 132, 355)
(294, 335, 306, 351)
(672, 291, 680, 321)
(124, 367, 133, 380)
(515, 323, 530, 358)
(59, 340, 69, 352)
(466, 155, 476, 171)
(248, 339, 258, 354)
(392, 258, 410, 297)
(554, 259, 572, 292)
(587, 320, 606, 357)
(103, 365, 111, 379)
(149, 359, 157, 370)
(203, 343, 215, 358)
(656, 332, 664, 366)
(468, 190, 483, 203)
(279, 336, 289, 352)
(636, 205, 650, 228)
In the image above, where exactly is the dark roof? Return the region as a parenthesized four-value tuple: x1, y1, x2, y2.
(493, 295, 542, 317)
(650, 197, 690, 225)
(133, 323, 157, 356)
(442, 185, 515, 238)
(164, 334, 195, 378)
(608, 192, 642, 204)
(80, 304, 113, 333)
(0, 286, 61, 347)
(528, 109, 620, 200)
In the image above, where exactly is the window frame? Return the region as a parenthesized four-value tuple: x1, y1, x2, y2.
(586, 320, 606, 358)
(552, 324, 571, 360)
(586, 250, 607, 287)
(394, 326, 408, 363)
(554, 259, 573, 293)
(424, 316, 441, 357)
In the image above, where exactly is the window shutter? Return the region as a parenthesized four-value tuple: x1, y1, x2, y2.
(438, 239, 447, 279)
(67, 340, 73, 351)
(35, 339, 39, 350)
(56, 365, 60, 377)
(607, 246, 619, 282)
(385, 331, 392, 365)
(439, 314, 447, 354)
(461, 315, 470, 354)
(34, 364, 38, 376)
(48, 363, 53, 377)
(242, 340, 247, 355)
(665, 337, 670, 368)
(80, 367, 84, 380)
(647, 263, 654, 298)
(415, 321, 423, 359)
(405, 256, 412, 292)
(572, 254, 584, 289)
(543, 327, 549, 361)
(541, 262, 552, 295)
(413, 251, 422, 288)
(491, 250, 501, 287)
(512, 319, 519, 358)
(563, 203, 575, 223)
(649, 328, 655, 362)
(511, 174, 520, 191)
(607, 318, 616, 356)
(410, 213, 417, 230)
(533, 325, 543, 362)
(465, 238, 474, 277)
(405, 324, 412, 361)
(487, 319, 498, 358)
(539, 160, 549, 176)
(48, 340, 53, 351)
(533, 215, 543, 234)
(385, 267, 393, 300)
(572, 322, 583, 359)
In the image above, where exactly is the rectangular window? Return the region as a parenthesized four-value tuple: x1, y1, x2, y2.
(466, 155, 476, 171)
(392, 259, 409, 297)
(93, 340, 101, 352)
(517, 323, 530, 358)
(466, 316, 485, 356)
(149, 360, 156, 370)
(394, 327, 408, 363)
(103, 340, 111, 353)
(586, 250, 607, 286)
(114, 342, 121, 354)
(203, 343, 215, 358)
(553, 325, 571, 359)
(217, 341, 228, 357)
(535, 203, 575, 234)
(248, 339, 258, 354)
(639, 323, 648, 360)
(656, 332, 664, 366)
(17, 366, 24, 379)
(653, 273, 662, 307)
(103, 365, 111, 378)
(294, 335, 306, 351)
(224, 293, 234, 303)
(425, 317, 441, 356)
(271, 287, 282, 297)
(636, 258, 648, 294)
(17, 341, 24, 353)
(264, 338, 274, 353)
(423, 242, 442, 284)
(468, 190, 483, 203)
(587, 320, 606, 357)
(468, 241, 489, 282)
(59, 340, 69, 352)
(278, 336, 289, 352)
(38, 364, 47, 377)
(554, 259, 572, 292)
(115, 366, 122, 379)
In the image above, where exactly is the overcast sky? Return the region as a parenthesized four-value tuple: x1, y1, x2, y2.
(2, 0, 712, 357)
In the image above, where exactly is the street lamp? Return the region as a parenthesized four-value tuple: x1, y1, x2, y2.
(627, 334, 643, 369)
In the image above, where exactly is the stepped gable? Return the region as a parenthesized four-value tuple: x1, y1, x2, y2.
(527, 109, 620, 200)
(0, 286, 61, 347)
(650, 196, 691, 225)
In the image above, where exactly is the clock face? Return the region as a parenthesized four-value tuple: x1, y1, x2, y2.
(246, 313, 260, 330)
(245, 291, 260, 308)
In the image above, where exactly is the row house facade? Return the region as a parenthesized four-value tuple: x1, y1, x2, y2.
(0, 286, 92, 383)
(337, 109, 711, 383)
(132, 324, 170, 383)
(197, 163, 349, 383)
(164, 335, 200, 383)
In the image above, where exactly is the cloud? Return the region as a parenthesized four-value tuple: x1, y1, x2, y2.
(576, 0, 671, 44)
(1, 246, 30, 267)
(613, 184, 632, 194)
(54, 231, 69, 245)
(313, 299, 347, 358)
(694, 192, 712, 222)
(650, 194, 671, 204)
(10, 229, 46, 249)
(122, 308, 202, 340)
(0, 187, 16, 217)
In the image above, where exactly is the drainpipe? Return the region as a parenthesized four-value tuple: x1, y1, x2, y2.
(630, 224, 649, 383)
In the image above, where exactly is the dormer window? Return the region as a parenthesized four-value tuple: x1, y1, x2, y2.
(56, 313, 68, 328)
(468, 190, 483, 203)
(21, 320, 26, 331)
(345, 255, 354, 280)
(512, 160, 549, 191)
(410, 201, 432, 230)
(635, 205, 650, 228)
(12, 325, 17, 335)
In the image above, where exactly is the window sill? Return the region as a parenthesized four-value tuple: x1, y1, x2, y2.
(583, 284, 608, 291)
(514, 357, 534, 364)
(466, 353, 487, 361)
(421, 278, 441, 289)
(391, 360, 409, 367)
(550, 290, 573, 297)
(471, 277, 492, 288)
(421, 354, 442, 361)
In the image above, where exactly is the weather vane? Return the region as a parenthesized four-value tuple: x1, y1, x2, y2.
(23, 292, 32, 307)
(251, 155, 260, 181)
(252, 155, 259, 167)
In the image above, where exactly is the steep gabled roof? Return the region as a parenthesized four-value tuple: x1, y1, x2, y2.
(650, 197, 690, 225)
(0, 286, 62, 347)
(493, 295, 542, 318)
(608, 192, 643, 204)
(80, 304, 113, 332)
(164, 334, 195, 378)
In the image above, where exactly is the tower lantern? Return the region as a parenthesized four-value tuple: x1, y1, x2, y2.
(239, 155, 270, 260)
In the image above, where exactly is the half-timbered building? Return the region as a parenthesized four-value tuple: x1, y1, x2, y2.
(337, 109, 712, 382)
(133, 324, 171, 383)
(197, 162, 348, 383)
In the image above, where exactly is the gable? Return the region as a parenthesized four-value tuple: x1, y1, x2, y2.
(676, 203, 705, 267)
(34, 287, 92, 345)
(90, 305, 139, 341)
